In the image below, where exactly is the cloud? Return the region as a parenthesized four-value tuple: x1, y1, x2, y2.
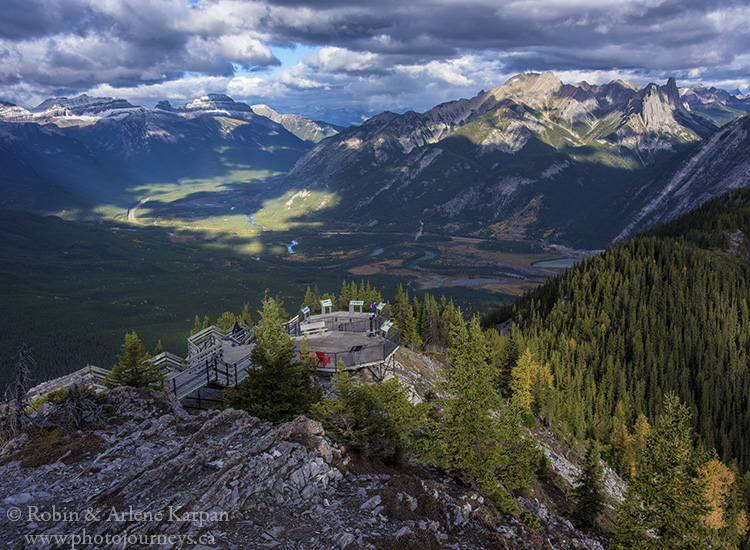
(1, 0, 748, 120)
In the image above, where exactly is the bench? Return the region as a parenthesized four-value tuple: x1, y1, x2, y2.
(301, 321, 326, 336)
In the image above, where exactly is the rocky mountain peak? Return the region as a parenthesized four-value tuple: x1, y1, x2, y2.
(184, 93, 253, 113)
(622, 78, 696, 136)
(490, 71, 563, 107)
(251, 103, 283, 123)
(154, 100, 175, 111)
(31, 94, 137, 117)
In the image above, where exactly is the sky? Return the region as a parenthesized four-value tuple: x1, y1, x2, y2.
(1, 0, 749, 124)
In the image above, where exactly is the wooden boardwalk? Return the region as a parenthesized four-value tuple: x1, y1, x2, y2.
(23, 309, 399, 407)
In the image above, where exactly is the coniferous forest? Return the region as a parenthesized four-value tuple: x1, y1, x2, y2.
(484, 188, 750, 475)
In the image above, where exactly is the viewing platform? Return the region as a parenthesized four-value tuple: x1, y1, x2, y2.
(22, 300, 400, 410)
(285, 301, 399, 377)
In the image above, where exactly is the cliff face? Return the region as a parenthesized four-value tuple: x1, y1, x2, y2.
(0, 383, 611, 549)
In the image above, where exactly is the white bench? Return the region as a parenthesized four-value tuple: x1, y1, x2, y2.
(301, 321, 326, 336)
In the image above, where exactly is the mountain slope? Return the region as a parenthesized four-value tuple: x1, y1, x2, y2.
(0, 94, 315, 216)
(487, 189, 750, 473)
(276, 72, 731, 237)
(251, 104, 343, 143)
(0, 383, 613, 549)
(562, 112, 750, 247)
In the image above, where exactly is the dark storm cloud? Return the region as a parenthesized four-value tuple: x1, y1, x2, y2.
(1, 0, 748, 113)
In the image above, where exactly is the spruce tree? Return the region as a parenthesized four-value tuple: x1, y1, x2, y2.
(191, 315, 201, 336)
(570, 441, 607, 530)
(105, 332, 162, 389)
(441, 316, 537, 516)
(224, 297, 315, 423)
(612, 394, 710, 550)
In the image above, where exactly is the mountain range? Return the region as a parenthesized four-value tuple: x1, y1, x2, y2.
(0, 94, 338, 215)
(564, 111, 750, 247)
(277, 72, 750, 246)
(2, 74, 750, 247)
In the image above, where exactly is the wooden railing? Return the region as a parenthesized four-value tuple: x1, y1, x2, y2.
(26, 364, 111, 403)
(165, 338, 256, 401)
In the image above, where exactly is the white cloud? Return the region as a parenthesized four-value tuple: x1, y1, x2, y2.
(307, 47, 381, 72)
(0, 0, 749, 120)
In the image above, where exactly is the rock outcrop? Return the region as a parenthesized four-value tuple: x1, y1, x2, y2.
(0, 386, 609, 549)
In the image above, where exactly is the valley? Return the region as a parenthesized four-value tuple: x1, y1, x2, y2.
(3, 72, 748, 390)
(124, 181, 583, 296)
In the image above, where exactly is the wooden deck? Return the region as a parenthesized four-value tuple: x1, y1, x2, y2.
(25, 312, 398, 408)
(297, 331, 386, 371)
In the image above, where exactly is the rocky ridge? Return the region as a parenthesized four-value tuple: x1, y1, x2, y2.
(0, 93, 336, 145)
(0, 375, 615, 549)
(251, 104, 342, 144)
(611, 111, 750, 243)
(278, 72, 749, 242)
(561, 110, 750, 247)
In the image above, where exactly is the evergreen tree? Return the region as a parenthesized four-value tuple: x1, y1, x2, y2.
(216, 311, 238, 331)
(441, 316, 537, 516)
(570, 441, 607, 530)
(191, 315, 201, 336)
(105, 332, 162, 389)
(201, 315, 211, 330)
(240, 303, 253, 326)
(421, 293, 445, 351)
(2, 344, 34, 438)
(612, 394, 710, 550)
(224, 298, 315, 423)
(311, 362, 436, 462)
(301, 287, 315, 313)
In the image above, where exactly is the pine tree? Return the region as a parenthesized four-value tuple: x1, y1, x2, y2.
(105, 332, 162, 389)
(224, 297, 315, 423)
(570, 441, 607, 530)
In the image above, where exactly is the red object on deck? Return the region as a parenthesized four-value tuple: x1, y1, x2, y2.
(315, 351, 331, 367)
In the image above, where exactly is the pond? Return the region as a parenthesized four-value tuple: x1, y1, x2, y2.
(532, 258, 579, 268)
(408, 249, 437, 269)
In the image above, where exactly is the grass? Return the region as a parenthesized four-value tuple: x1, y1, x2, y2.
(253, 189, 341, 230)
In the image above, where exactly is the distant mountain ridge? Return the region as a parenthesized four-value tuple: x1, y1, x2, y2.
(2, 74, 749, 242)
(276, 72, 750, 240)
(0, 93, 341, 143)
(0, 93, 331, 215)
